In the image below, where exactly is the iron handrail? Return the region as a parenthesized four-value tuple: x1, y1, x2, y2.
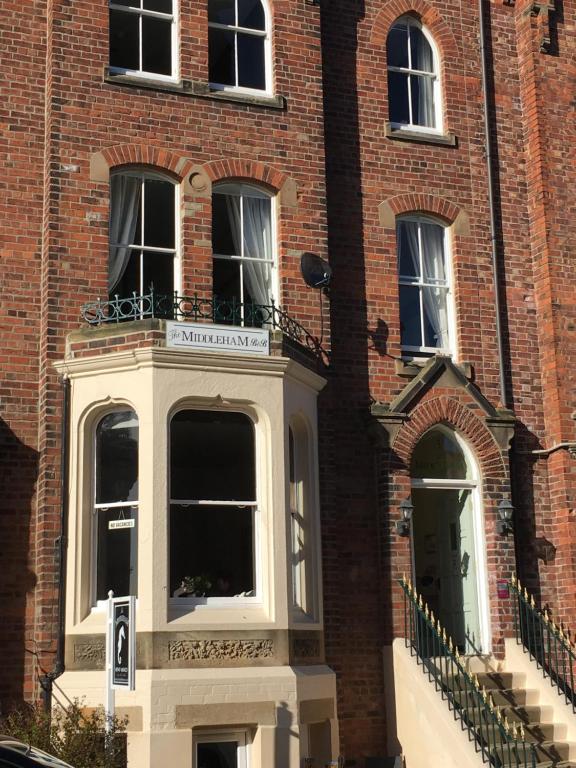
(80, 289, 329, 364)
(511, 576, 576, 712)
(400, 577, 537, 767)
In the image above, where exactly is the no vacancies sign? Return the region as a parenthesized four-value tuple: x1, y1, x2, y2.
(166, 321, 270, 356)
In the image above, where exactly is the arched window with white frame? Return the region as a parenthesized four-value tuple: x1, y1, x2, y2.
(397, 215, 454, 357)
(208, 0, 271, 93)
(212, 182, 277, 322)
(108, 169, 179, 301)
(386, 16, 442, 132)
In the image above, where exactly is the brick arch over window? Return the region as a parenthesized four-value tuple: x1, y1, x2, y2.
(378, 193, 469, 234)
(369, 0, 460, 59)
(201, 158, 289, 193)
(393, 397, 507, 481)
(90, 145, 195, 183)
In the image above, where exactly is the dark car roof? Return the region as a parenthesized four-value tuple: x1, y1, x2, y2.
(0, 737, 74, 768)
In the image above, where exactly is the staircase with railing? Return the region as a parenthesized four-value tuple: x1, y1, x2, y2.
(399, 576, 576, 767)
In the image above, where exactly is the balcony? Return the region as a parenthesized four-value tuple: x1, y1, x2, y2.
(79, 290, 329, 366)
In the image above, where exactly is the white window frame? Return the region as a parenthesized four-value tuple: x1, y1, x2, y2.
(109, 169, 181, 301)
(397, 215, 456, 359)
(109, 0, 179, 82)
(91, 409, 139, 610)
(208, 0, 272, 95)
(212, 182, 278, 320)
(387, 15, 442, 134)
(168, 408, 262, 609)
(194, 730, 250, 768)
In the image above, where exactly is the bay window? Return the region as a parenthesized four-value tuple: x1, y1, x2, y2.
(397, 216, 453, 357)
(289, 424, 316, 617)
(212, 183, 276, 323)
(387, 16, 441, 131)
(94, 410, 139, 603)
(109, 171, 177, 303)
(170, 410, 257, 601)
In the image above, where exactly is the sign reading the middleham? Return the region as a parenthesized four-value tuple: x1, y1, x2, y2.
(166, 321, 270, 356)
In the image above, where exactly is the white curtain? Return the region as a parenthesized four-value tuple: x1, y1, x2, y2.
(225, 194, 273, 306)
(421, 222, 449, 348)
(109, 175, 141, 293)
(403, 221, 448, 349)
(411, 27, 435, 128)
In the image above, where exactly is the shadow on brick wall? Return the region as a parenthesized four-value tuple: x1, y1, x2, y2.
(0, 417, 38, 709)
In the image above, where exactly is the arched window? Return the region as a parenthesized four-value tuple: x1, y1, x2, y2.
(169, 410, 258, 602)
(387, 16, 441, 131)
(397, 215, 454, 357)
(93, 410, 139, 604)
(109, 0, 177, 80)
(208, 0, 271, 93)
(212, 183, 276, 321)
(109, 170, 178, 301)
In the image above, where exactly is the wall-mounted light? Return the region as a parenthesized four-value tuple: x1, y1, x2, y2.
(497, 499, 514, 536)
(396, 498, 414, 537)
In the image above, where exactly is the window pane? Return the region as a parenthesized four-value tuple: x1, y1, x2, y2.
(422, 286, 448, 348)
(388, 71, 410, 124)
(144, 179, 175, 248)
(170, 505, 254, 596)
(238, 0, 265, 30)
(197, 742, 238, 768)
(411, 74, 435, 128)
(421, 223, 446, 283)
(96, 411, 139, 504)
(96, 508, 138, 601)
(399, 284, 421, 348)
(109, 9, 139, 71)
(112, 0, 138, 9)
(411, 429, 469, 480)
(397, 221, 419, 277)
(142, 16, 172, 75)
(212, 194, 239, 256)
(143, 251, 174, 296)
(387, 24, 408, 68)
(209, 28, 236, 85)
(410, 25, 434, 72)
(208, 0, 235, 25)
(144, 0, 172, 11)
(237, 33, 265, 90)
(213, 259, 242, 321)
(112, 249, 141, 298)
(170, 411, 255, 501)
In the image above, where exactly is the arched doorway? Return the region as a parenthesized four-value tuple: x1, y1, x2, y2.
(410, 426, 489, 654)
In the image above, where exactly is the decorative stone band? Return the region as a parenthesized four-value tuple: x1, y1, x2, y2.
(168, 639, 274, 661)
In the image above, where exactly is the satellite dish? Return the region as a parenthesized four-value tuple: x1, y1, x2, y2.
(300, 252, 332, 289)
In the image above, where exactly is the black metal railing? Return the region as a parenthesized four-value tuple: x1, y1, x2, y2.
(511, 575, 576, 712)
(80, 290, 329, 363)
(400, 577, 537, 767)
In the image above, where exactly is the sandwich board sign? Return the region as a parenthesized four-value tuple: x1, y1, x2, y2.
(105, 592, 136, 727)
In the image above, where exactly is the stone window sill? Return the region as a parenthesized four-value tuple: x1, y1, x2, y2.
(385, 122, 457, 147)
(395, 357, 472, 378)
(104, 69, 286, 110)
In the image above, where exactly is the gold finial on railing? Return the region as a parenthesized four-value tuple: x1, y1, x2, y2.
(543, 609, 550, 623)
(523, 587, 529, 601)
(442, 628, 447, 644)
(449, 637, 455, 653)
(496, 707, 503, 724)
(559, 624, 566, 641)
(473, 672, 480, 690)
(402, 573, 407, 585)
(481, 685, 488, 702)
(425, 603, 430, 620)
(517, 578, 522, 593)
(455, 647, 461, 662)
(511, 722, 519, 739)
(504, 715, 511, 735)
(530, 594, 536, 609)
(418, 594, 424, 610)
(511, 573, 517, 587)
(519, 722, 525, 740)
(430, 610, 436, 625)
(488, 693, 495, 713)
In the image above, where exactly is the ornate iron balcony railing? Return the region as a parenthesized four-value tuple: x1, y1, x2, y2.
(511, 575, 576, 712)
(80, 290, 328, 364)
(400, 577, 537, 767)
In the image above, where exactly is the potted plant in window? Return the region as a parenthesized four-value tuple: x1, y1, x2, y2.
(173, 574, 213, 598)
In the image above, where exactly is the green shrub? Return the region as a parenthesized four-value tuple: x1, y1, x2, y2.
(0, 699, 127, 768)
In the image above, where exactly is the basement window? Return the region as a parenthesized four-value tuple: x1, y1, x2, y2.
(195, 731, 249, 768)
(169, 410, 258, 603)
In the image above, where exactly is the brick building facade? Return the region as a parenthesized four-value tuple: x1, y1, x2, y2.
(0, 0, 574, 765)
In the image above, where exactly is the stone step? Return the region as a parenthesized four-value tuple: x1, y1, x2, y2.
(462, 703, 555, 726)
(495, 741, 573, 764)
(453, 686, 540, 707)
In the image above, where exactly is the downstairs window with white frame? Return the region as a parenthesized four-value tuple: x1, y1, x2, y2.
(397, 216, 454, 358)
(195, 730, 249, 768)
(169, 410, 258, 604)
(93, 410, 139, 604)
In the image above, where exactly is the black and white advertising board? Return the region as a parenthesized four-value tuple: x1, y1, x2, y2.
(107, 594, 136, 692)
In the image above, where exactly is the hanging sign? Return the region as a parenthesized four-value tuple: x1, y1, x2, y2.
(108, 595, 136, 690)
(166, 321, 270, 356)
(108, 519, 135, 530)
